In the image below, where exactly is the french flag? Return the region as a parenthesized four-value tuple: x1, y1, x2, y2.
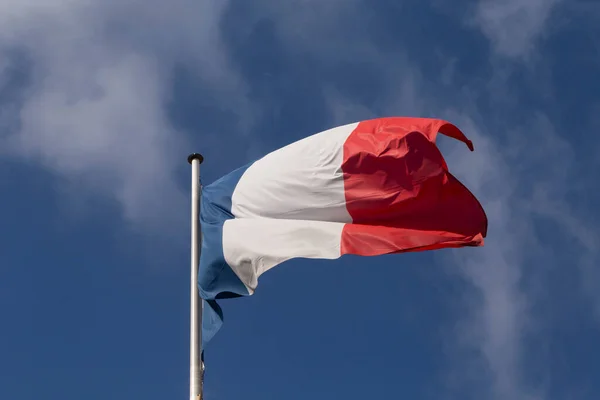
(199, 117, 488, 346)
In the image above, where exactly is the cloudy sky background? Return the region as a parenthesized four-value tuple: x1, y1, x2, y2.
(1, 1, 599, 399)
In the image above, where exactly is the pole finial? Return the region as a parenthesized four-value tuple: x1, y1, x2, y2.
(188, 153, 204, 165)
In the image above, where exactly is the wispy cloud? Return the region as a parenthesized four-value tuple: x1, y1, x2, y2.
(443, 108, 599, 399)
(533, 190, 600, 320)
(0, 0, 246, 235)
(521, 120, 600, 323)
(470, 0, 563, 59)
(442, 113, 544, 400)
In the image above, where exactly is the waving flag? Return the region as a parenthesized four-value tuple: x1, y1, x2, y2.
(199, 117, 487, 346)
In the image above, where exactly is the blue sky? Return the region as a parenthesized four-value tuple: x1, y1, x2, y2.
(1, 1, 599, 399)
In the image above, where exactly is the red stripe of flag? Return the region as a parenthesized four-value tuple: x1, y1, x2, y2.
(340, 117, 487, 256)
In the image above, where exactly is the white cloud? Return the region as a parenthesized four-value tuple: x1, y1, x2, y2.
(521, 121, 600, 323)
(0, 0, 246, 234)
(443, 110, 599, 399)
(472, 0, 562, 59)
(442, 114, 544, 400)
(534, 195, 600, 320)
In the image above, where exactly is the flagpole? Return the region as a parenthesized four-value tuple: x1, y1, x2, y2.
(188, 153, 204, 400)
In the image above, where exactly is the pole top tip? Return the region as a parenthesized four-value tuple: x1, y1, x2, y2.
(187, 153, 204, 164)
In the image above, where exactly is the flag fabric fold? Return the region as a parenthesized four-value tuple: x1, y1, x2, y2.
(199, 117, 488, 347)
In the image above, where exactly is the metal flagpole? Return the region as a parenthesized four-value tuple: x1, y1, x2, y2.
(188, 153, 204, 400)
